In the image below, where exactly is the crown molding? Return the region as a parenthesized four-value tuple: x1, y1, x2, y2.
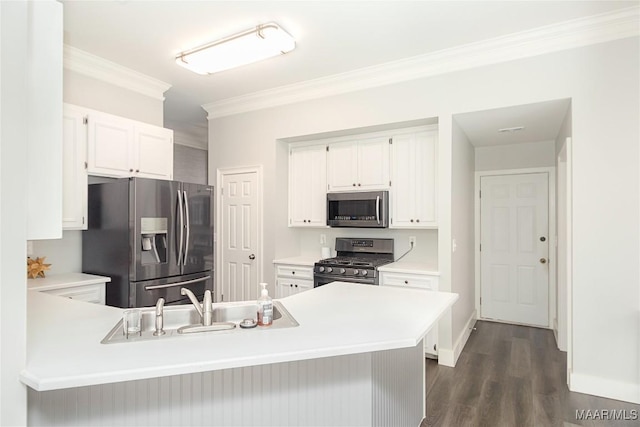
(173, 132, 208, 150)
(203, 5, 639, 119)
(64, 45, 172, 101)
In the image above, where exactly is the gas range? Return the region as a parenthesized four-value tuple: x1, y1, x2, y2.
(313, 238, 394, 287)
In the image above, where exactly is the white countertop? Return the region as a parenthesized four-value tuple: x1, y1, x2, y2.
(272, 255, 319, 266)
(27, 272, 111, 292)
(21, 282, 457, 391)
(378, 262, 440, 275)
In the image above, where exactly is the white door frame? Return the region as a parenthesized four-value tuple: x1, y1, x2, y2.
(474, 167, 556, 328)
(216, 165, 264, 303)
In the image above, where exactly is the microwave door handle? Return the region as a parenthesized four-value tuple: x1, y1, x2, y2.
(183, 190, 190, 266)
(376, 195, 380, 225)
(177, 190, 184, 265)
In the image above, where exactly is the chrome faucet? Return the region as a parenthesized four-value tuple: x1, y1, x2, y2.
(181, 288, 213, 326)
(153, 297, 165, 336)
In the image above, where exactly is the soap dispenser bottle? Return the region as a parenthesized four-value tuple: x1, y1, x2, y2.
(257, 283, 273, 326)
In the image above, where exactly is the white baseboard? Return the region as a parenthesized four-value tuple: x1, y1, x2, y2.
(438, 310, 477, 368)
(570, 372, 640, 404)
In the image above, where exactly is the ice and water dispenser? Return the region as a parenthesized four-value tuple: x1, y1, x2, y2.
(140, 217, 168, 264)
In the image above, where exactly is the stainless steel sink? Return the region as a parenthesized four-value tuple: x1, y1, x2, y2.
(101, 300, 298, 344)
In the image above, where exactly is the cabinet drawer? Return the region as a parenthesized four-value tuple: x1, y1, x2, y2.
(43, 283, 105, 304)
(380, 273, 439, 291)
(276, 265, 313, 280)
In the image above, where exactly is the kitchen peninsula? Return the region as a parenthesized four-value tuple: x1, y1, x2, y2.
(23, 282, 457, 426)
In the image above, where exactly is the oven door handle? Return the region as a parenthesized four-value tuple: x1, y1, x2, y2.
(144, 275, 211, 291)
(376, 195, 380, 225)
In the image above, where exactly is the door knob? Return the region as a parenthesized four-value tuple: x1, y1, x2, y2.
(248, 254, 255, 260)
(540, 236, 546, 242)
(540, 258, 547, 264)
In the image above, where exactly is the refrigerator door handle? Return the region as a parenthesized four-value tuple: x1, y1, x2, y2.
(183, 190, 190, 266)
(144, 275, 211, 290)
(177, 190, 184, 266)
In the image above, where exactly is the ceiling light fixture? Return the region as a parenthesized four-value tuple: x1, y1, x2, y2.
(175, 22, 295, 75)
(497, 126, 525, 133)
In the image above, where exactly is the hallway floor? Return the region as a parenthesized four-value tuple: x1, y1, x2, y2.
(423, 320, 640, 427)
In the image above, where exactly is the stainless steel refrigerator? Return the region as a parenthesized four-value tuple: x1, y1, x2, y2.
(83, 177, 214, 308)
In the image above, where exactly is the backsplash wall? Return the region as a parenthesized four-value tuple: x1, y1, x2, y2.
(293, 228, 438, 269)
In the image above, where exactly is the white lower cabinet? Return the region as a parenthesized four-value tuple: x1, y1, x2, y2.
(28, 273, 110, 305)
(42, 283, 106, 305)
(274, 264, 314, 298)
(379, 271, 440, 357)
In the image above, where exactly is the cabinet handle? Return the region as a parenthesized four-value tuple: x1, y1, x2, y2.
(352, 183, 356, 187)
(410, 219, 414, 223)
(289, 284, 293, 287)
(129, 168, 134, 172)
(295, 284, 298, 288)
(416, 219, 420, 223)
(358, 183, 361, 186)
(404, 280, 408, 284)
(303, 219, 307, 223)
(292, 271, 295, 275)
(136, 169, 140, 173)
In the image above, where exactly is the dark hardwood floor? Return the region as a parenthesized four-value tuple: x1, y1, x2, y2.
(422, 320, 640, 427)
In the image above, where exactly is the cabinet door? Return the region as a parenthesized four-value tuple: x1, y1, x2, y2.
(327, 142, 358, 192)
(134, 123, 174, 180)
(276, 279, 293, 298)
(87, 111, 134, 178)
(357, 136, 390, 190)
(289, 145, 327, 227)
(414, 131, 437, 225)
(390, 134, 416, 227)
(62, 105, 88, 230)
(390, 130, 438, 228)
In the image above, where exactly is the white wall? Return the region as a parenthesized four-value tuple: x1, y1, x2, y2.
(475, 140, 556, 171)
(64, 70, 163, 127)
(30, 68, 167, 273)
(209, 37, 640, 402)
(450, 118, 477, 359)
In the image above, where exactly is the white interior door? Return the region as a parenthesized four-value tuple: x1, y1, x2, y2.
(480, 172, 549, 326)
(220, 171, 259, 302)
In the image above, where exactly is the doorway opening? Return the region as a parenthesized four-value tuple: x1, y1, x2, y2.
(452, 98, 571, 349)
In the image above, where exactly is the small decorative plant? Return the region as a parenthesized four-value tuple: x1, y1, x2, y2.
(27, 257, 51, 279)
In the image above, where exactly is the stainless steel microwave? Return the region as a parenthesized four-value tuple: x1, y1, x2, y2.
(326, 191, 389, 228)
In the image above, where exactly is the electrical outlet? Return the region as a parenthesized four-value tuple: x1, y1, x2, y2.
(320, 234, 327, 245)
(409, 236, 416, 247)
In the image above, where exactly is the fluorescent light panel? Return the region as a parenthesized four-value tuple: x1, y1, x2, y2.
(176, 23, 295, 75)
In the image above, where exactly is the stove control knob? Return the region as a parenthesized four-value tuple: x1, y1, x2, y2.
(327, 267, 333, 273)
(318, 266, 325, 273)
(353, 270, 359, 275)
(361, 270, 368, 276)
(339, 268, 346, 274)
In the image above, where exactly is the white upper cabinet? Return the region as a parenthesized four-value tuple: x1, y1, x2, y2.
(87, 110, 173, 180)
(133, 123, 174, 180)
(289, 144, 327, 227)
(62, 105, 88, 230)
(26, 0, 63, 240)
(390, 129, 438, 228)
(327, 137, 390, 192)
(87, 110, 134, 177)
